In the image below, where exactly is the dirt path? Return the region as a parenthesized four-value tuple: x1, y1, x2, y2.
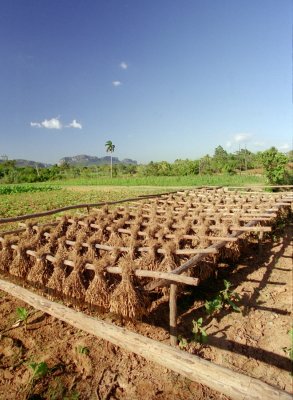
(0, 225, 292, 399)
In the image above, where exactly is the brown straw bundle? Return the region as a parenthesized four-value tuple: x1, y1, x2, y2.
(0, 237, 16, 272)
(198, 221, 211, 248)
(9, 241, 32, 278)
(45, 217, 69, 251)
(62, 256, 86, 301)
(159, 241, 178, 271)
(109, 254, 146, 320)
(85, 257, 110, 310)
(65, 217, 79, 240)
(137, 238, 160, 271)
(107, 231, 124, 248)
(23, 223, 35, 239)
(46, 237, 68, 292)
(27, 248, 50, 286)
(68, 232, 87, 259)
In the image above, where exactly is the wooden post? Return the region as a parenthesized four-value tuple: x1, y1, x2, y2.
(258, 231, 264, 255)
(169, 283, 178, 346)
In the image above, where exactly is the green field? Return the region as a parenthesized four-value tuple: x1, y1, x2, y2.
(47, 173, 265, 187)
(0, 173, 266, 223)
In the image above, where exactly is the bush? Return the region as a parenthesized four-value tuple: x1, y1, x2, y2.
(260, 147, 288, 185)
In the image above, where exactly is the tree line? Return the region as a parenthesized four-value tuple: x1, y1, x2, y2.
(0, 146, 291, 185)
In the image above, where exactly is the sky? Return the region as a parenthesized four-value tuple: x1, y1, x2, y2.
(0, 0, 292, 164)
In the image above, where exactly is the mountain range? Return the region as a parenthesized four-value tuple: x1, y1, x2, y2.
(0, 155, 137, 167)
(58, 155, 137, 166)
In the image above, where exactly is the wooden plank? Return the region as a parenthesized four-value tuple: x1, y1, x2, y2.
(0, 280, 290, 400)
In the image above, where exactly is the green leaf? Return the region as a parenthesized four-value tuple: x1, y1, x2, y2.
(16, 307, 29, 321)
(29, 361, 48, 381)
(227, 299, 241, 312)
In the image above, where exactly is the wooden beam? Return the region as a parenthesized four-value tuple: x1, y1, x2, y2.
(0, 280, 290, 400)
(9, 247, 199, 287)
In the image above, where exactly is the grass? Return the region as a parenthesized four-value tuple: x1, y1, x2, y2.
(0, 184, 60, 195)
(48, 174, 265, 187)
(0, 173, 265, 223)
(0, 187, 169, 219)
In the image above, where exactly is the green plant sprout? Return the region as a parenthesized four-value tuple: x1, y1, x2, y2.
(205, 280, 241, 316)
(178, 335, 188, 350)
(219, 280, 241, 312)
(29, 361, 49, 382)
(283, 328, 293, 362)
(205, 296, 222, 315)
(16, 307, 29, 329)
(192, 318, 208, 344)
(76, 345, 90, 355)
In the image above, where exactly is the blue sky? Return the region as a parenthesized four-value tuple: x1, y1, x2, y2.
(0, 0, 292, 164)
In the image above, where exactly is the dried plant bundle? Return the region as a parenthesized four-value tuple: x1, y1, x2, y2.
(62, 256, 86, 300)
(110, 254, 146, 320)
(85, 257, 110, 310)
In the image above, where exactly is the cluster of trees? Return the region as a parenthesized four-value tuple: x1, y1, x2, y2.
(139, 146, 292, 183)
(0, 146, 291, 185)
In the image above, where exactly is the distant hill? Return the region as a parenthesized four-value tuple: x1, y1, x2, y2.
(0, 159, 52, 168)
(0, 155, 137, 168)
(58, 154, 137, 166)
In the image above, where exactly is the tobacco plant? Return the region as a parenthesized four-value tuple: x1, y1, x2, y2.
(16, 307, 29, 329)
(205, 280, 241, 316)
(220, 280, 241, 312)
(192, 318, 208, 344)
(28, 361, 49, 383)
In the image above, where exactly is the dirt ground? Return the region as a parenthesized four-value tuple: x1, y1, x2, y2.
(0, 223, 292, 400)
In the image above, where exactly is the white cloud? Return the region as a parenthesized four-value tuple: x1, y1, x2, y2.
(233, 133, 252, 143)
(67, 119, 82, 129)
(120, 61, 128, 70)
(30, 122, 41, 128)
(41, 117, 62, 129)
(30, 116, 83, 130)
(226, 141, 232, 148)
(112, 80, 122, 87)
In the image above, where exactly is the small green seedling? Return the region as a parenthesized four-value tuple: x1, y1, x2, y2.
(178, 335, 188, 350)
(205, 296, 222, 315)
(219, 280, 241, 312)
(76, 345, 90, 355)
(192, 318, 208, 344)
(16, 307, 29, 321)
(283, 328, 293, 362)
(29, 361, 49, 382)
(16, 307, 29, 328)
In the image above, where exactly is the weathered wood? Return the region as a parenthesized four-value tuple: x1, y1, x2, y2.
(12, 247, 199, 287)
(169, 284, 178, 346)
(81, 221, 238, 242)
(42, 234, 218, 256)
(145, 211, 275, 292)
(0, 280, 290, 400)
(229, 226, 271, 232)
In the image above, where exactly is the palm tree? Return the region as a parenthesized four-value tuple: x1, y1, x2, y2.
(105, 140, 115, 178)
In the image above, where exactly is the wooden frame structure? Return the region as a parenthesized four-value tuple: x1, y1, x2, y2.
(0, 186, 292, 399)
